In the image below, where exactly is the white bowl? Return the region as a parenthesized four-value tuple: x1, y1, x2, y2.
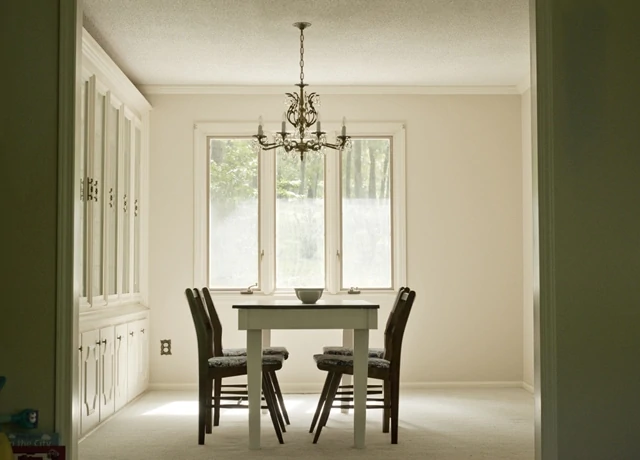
(294, 288, 324, 304)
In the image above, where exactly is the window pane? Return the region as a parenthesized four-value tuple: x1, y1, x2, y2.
(209, 139, 258, 289)
(341, 139, 392, 289)
(276, 151, 324, 288)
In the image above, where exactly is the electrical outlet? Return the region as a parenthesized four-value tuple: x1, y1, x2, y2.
(160, 339, 172, 355)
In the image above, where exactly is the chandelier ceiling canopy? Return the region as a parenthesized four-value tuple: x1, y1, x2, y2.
(254, 22, 350, 161)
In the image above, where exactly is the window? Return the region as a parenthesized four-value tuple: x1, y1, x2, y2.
(194, 122, 406, 294)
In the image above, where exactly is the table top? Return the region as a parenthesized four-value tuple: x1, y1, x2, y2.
(232, 299, 380, 309)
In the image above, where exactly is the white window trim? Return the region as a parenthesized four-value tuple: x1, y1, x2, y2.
(193, 121, 407, 296)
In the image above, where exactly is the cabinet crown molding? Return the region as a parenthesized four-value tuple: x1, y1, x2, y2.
(82, 28, 152, 115)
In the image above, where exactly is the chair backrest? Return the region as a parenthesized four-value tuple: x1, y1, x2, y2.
(383, 288, 416, 367)
(200, 287, 224, 357)
(184, 288, 214, 372)
(383, 287, 410, 359)
(383, 287, 407, 337)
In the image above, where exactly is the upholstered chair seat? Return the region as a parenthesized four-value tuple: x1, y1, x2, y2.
(208, 355, 284, 368)
(321, 346, 384, 359)
(223, 347, 290, 360)
(313, 354, 390, 369)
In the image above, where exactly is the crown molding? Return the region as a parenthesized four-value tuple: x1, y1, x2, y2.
(82, 28, 152, 113)
(140, 84, 523, 96)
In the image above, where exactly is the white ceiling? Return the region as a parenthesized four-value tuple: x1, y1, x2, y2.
(82, 0, 530, 88)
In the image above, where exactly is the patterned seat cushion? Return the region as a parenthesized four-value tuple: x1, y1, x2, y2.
(223, 347, 289, 360)
(208, 355, 283, 368)
(313, 353, 390, 369)
(321, 346, 385, 359)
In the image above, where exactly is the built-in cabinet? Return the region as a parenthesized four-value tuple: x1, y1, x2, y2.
(79, 316, 149, 437)
(77, 28, 151, 439)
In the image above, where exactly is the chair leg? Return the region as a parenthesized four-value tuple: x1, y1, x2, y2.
(383, 378, 390, 433)
(213, 378, 221, 427)
(262, 372, 285, 444)
(205, 384, 212, 434)
(197, 376, 207, 445)
(309, 372, 334, 433)
(390, 374, 400, 444)
(265, 372, 286, 433)
(313, 372, 342, 444)
(270, 371, 290, 425)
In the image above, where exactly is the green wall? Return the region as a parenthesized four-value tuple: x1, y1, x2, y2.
(0, 0, 62, 432)
(536, 0, 640, 458)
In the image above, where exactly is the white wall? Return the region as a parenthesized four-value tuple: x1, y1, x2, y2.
(522, 88, 535, 389)
(146, 92, 524, 389)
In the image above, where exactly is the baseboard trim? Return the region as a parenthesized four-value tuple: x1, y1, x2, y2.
(149, 380, 529, 394)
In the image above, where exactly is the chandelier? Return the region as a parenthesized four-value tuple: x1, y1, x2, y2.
(254, 22, 350, 161)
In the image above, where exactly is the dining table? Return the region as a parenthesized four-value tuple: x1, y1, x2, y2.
(232, 299, 379, 449)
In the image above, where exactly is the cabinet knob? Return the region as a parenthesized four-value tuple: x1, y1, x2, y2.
(140, 328, 145, 334)
(130, 331, 134, 336)
(117, 335, 122, 341)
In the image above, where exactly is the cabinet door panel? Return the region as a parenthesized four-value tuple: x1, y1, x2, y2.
(80, 329, 100, 435)
(126, 321, 139, 401)
(137, 318, 149, 393)
(99, 326, 115, 420)
(114, 323, 128, 411)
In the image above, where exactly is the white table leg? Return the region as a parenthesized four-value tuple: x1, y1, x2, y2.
(353, 328, 369, 448)
(247, 329, 263, 449)
(341, 328, 353, 414)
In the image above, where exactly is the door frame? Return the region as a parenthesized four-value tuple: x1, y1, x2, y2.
(55, 1, 82, 459)
(55, 1, 556, 460)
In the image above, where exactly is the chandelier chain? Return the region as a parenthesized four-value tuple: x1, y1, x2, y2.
(299, 27, 305, 85)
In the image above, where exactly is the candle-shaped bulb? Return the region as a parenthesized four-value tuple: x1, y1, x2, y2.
(316, 112, 322, 133)
(258, 116, 263, 136)
(341, 116, 347, 137)
(281, 112, 287, 133)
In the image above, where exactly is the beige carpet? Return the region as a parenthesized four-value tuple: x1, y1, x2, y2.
(79, 388, 534, 459)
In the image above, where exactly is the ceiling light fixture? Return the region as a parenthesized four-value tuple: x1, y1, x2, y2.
(254, 22, 350, 161)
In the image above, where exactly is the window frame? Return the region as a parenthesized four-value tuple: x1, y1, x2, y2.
(193, 121, 406, 296)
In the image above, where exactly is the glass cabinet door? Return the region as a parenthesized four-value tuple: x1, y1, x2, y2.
(91, 91, 106, 302)
(79, 79, 89, 301)
(106, 99, 120, 297)
(121, 117, 132, 295)
(133, 124, 141, 294)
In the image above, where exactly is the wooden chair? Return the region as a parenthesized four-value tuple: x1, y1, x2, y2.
(316, 287, 407, 401)
(309, 288, 416, 444)
(199, 287, 290, 426)
(185, 288, 285, 445)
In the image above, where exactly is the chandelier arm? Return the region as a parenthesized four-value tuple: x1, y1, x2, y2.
(305, 92, 318, 127)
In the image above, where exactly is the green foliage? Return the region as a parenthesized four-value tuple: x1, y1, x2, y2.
(342, 139, 391, 199)
(210, 139, 258, 202)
